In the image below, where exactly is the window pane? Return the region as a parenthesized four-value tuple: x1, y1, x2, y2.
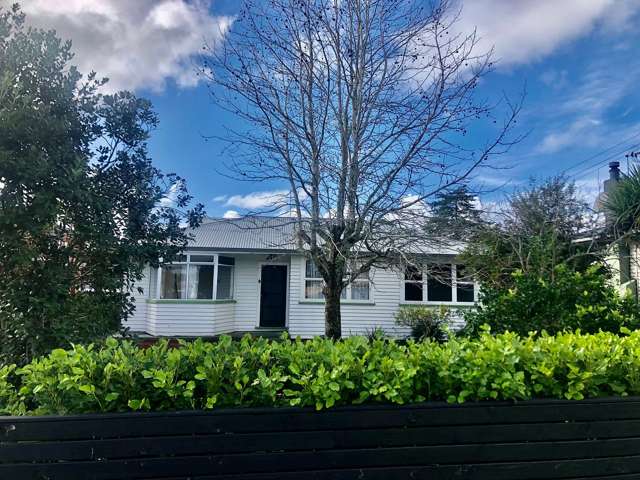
(457, 283, 475, 303)
(190, 255, 215, 263)
(351, 280, 370, 300)
(405, 265, 423, 281)
(427, 264, 452, 302)
(187, 265, 214, 299)
(161, 265, 187, 299)
(219, 256, 235, 266)
(404, 282, 423, 301)
(216, 265, 234, 299)
(305, 280, 323, 299)
(149, 267, 158, 298)
(456, 265, 473, 282)
(305, 260, 322, 279)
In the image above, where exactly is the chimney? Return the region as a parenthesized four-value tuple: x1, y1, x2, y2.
(594, 161, 621, 216)
(608, 161, 620, 185)
(600, 161, 621, 202)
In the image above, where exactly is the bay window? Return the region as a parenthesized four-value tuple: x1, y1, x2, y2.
(157, 254, 234, 300)
(304, 259, 371, 301)
(216, 256, 235, 300)
(161, 263, 187, 299)
(403, 264, 476, 304)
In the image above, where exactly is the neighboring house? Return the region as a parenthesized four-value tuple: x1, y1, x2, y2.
(125, 217, 478, 338)
(592, 161, 640, 299)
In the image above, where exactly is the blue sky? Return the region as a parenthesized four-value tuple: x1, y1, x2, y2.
(15, 0, 640, 217)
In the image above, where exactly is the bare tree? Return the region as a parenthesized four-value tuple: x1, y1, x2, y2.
(203, 0, 521, 338)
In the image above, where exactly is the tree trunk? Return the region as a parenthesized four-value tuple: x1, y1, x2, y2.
(324, 279, 342, 340)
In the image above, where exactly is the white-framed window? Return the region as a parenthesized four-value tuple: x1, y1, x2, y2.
(455, 265, 475, 303)
(303, 259, 371, 301)
(349, 270, 371, 301)
(157, 253, 235, 300)
(404, 265, 424, 301)
(402, 263, 476, 304)
(216, 256, 235, 300)
(304, 260, 324, 299)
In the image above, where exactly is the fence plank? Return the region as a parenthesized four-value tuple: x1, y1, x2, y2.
(3, 420, 640, 463)
(4, 399, 640, 442)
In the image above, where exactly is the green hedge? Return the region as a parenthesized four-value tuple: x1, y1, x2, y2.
(2, 330, 640, 415)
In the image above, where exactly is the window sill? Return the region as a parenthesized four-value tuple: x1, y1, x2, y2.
(399, 302, 476, 308)
(146, 299, 237, 304)
(298, 300, 376, 306)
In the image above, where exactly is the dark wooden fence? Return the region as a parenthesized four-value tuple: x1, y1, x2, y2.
(3, 397, 640, 479)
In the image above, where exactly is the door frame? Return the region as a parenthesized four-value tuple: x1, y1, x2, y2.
(256, 262, 289, 328)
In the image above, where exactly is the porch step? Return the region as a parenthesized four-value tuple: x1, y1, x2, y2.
(232, 328, 288, 339)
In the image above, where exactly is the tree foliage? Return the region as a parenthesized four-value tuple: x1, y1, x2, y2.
(604, 164, 640, 238)
(461, 176, 597, 289)
(463, 265, 640, 337)
(0, 5, 203, 364)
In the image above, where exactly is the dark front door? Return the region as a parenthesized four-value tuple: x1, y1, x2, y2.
(259, 265, 287, 328)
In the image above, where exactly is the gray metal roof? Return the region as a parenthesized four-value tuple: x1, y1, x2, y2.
(186, 216, 465, 255)
(186, 217, 299, 251)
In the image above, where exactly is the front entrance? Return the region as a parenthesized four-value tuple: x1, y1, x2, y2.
(259, 265, 288, 328)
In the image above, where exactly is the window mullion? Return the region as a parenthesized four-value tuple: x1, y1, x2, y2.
(156, 266, 162, 299)
(184, 255, 190, 300)
(452, 264, 458, 303)
(423, 267, 427, 304)
(213, 254, 219, 300)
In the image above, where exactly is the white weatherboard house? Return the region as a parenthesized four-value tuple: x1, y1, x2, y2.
(125, 217, 477, 338)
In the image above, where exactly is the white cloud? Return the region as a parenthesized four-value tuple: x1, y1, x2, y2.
(212, 194, 228, 203)
(456, 0, 639, 66)
(158, 181, 181, 207)
(222, 210, 240, 219)
(16, 0, 233, 92)
(537, 117, 603, 154)
(224, 189, 290, 210)
(535, 59, 640, 153)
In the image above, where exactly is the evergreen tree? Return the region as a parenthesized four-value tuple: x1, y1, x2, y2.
(427, 186, 483, 238)
(0, 5, 203, 363)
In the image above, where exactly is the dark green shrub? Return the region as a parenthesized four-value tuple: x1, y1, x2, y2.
(463, 264, 640, 337)
(395, 306, 450, 342)
(3, 329, 640, 415)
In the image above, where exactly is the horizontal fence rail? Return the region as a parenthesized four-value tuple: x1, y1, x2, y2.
(3, 398, 640, 479)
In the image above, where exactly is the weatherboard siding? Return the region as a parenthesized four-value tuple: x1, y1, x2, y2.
(287, 255, 412, 338)
(123, 267, 150, 332)
(146, 302, 235, 337)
